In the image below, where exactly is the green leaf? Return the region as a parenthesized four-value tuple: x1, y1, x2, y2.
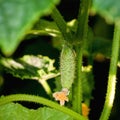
(0, 55, 60, 81)
(0, 102, 73, 120)
(0, 0, 59, 56)
(91, 0, 120, 23)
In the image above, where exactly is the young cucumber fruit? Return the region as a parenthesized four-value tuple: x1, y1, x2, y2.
(60, 44, 76, 89)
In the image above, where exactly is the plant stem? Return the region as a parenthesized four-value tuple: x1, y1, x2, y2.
(39, 80, 52, 95)
(72, 46, 83, 113)
(51, 7, 72, 42)
(99, 21, 120, 120)
(72, 0, 91, 113)
(27, 30, 60, 37)
(76, 0, 91, 41)
(0, 94, 87, 120)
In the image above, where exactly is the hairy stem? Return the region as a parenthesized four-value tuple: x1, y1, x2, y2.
(72, 46, 83, 113)
(72, 0, 91, 113)
(0, 94, 87, 120)
(99, 21, 120, 120)
(51, 7, 72, 42)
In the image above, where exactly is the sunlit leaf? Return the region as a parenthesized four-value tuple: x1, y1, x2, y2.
(0, 55, 60, 81)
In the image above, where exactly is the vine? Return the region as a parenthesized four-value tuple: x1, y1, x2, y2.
(99, 21, 120, 120)
(0, 94, 87, 120)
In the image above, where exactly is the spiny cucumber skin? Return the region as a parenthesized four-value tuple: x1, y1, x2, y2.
(60, 45, 76, 89)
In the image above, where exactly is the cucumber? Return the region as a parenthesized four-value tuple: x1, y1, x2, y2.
(60, 44, 76, 89)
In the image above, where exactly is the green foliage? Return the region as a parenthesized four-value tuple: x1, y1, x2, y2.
(0, 55, 59, 80)
(0, 0, 120, 120)
(0, 102, 73, 120)
(0, 0, 59, 56)
(92, 0, 120, 23)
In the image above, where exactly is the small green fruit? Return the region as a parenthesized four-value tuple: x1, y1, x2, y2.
(60, 44, 76, 89)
